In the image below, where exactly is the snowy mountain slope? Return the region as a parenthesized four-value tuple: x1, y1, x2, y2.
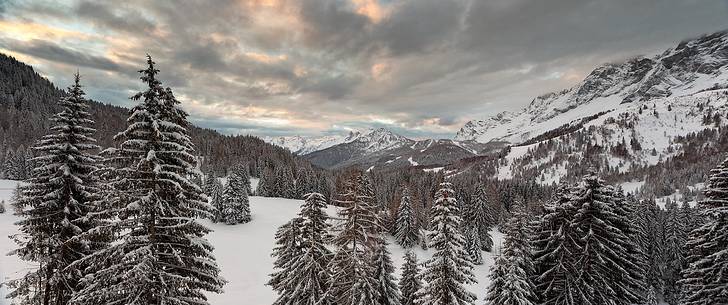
(456, 30, 728, 144)
(490, 88, 728, 187)
(262, 134, 349, 155)
(264, 128, 413, 156)
(305, 136, 506, 169)
(0, 179, 503, 304)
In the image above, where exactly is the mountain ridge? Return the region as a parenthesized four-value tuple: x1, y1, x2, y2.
(456, 30, 728, 144)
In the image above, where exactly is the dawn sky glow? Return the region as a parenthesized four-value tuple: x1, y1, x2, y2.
(1, 0, 727, 138)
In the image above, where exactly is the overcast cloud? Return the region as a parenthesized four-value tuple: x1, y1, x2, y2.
(1, 0, 727, 138)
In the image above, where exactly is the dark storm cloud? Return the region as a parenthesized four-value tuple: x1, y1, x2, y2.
(0, 38, 132, 72)
(2, 0, 728, 137)
(75, 1, 156, 33)
(374, 0, 465, 56)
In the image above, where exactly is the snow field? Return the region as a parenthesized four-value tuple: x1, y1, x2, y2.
(0, 179, 501, 304)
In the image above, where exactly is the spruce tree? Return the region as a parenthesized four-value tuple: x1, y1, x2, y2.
(532, 184, 584, 305)
(233, 163, 252, 195)
(8, 73, 103, 305)
(417, 182, 477, 305)
(280, 192, 333, 305)
(204, 174, 224, 222)
(662, 199, 687, 304)
(70, 56, 225, 305)
(469, 186, 494, 251)
(329, 173, 381, 304)
(463, 223, 483, 265)
(399, 251, 422, 305)
(372, 237, 402, 305)
(221, 171, 251, 225)
(256, 167, 272, 196)
(569, 173, 643, 305)
(485, 207, 535, 305)
(267, 217, 303, 298)
(395, 186, 419, 248)
(680, 157, 728, 305)
(268, 217, 304, 304)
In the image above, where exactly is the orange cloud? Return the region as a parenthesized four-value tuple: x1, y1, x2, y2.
(0, 20, 93, 41)
(371, 62, 392, 81)
(245, 51, 288, 63)
(352, 0, 388, 23)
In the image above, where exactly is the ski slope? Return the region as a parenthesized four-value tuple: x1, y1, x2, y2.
(0, 180, 502, 304)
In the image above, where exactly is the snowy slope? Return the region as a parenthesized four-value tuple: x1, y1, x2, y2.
(0, 180, 502, 304)
(491, 88, 728, 186)
(457, 30, 728, 144)
(263, 128, 413, 156)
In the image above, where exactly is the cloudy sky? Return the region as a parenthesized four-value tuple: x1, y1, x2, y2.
(1, 0, 727, 138)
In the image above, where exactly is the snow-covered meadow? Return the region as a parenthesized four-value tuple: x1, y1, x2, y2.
(0, 179, 502, 305)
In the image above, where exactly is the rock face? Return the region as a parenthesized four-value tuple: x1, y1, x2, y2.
(456, 30, 728, 144)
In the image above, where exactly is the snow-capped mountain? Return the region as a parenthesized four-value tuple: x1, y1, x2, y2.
(263, 134, 349, 155)
(264, 128, 413, 156)
(456, 30, 728, 144)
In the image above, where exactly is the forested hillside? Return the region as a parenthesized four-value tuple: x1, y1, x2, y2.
(0, 53, 330, 196)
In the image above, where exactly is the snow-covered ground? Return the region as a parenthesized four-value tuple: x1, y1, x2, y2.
(0, 179, 501, 304)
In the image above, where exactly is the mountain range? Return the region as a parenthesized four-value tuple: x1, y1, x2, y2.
(264, 30, 728, 180)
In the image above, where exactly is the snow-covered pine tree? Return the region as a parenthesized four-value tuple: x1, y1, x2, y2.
(399, 251, 422, 305)
(0, 200, 5, 214)
(469, 186, 494, 251)
(256, 167, 272, 196)
(680, 157, 728, 305)
(569, 173, 643, 305)
(417, 182, 477, 305)
(395, 186, 419, 248)
(279, 192, 333, 305)
(463, 223, 483, 265)
(662, 199, 687, 304)
(531, 183, 584, 305)
(70, 56, 224, 305)
(485, 206, 535, 305)
(635, 197, 664, 294)
(645, 286, 659, 305)
(277, 166, 295, 199)
(203, 171, 224, 222)
(221, 171, 251, 225)
(329, 173, 382, 304)
(7, 73, 103, 305)
(268, 216, 304, 304)
(611, 187, 647, 303)
(372, 237, 402, 305)
(233, 163, 252, 195)
(418, 228, 429, 250)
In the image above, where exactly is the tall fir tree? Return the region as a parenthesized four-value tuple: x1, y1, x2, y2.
(485, 207, 535, 305)
(8, 73, 103, 305)
(70, 56, 225, 305)
(280, 192, 333, 305)
(204, 173, 224, 222)
(680, 157, 728, 305)
(221, 171, 251, 225)
(399, 251, 422, 305)
(662, 199, 688, 304)
(233, 163, 252, 195)
(569, 173, 643, 305)
(467, 186, 494, 251)
(463, 223, 483, 265)
(329, 173, 381, 305)
(268, 217, 304, 303)
(395, 186, 419, 248)
(372, 237, 402, 305)
(532, 184, 584, 305)
(417, 182, 477, 305)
